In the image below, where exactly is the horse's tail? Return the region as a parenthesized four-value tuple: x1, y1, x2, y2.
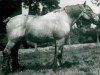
(3, 17, 11, 23)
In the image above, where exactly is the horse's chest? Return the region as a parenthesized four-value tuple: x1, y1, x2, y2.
(53, 21, 70, 38)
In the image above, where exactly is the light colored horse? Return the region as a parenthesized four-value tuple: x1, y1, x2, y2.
(2, 2, 99, 75)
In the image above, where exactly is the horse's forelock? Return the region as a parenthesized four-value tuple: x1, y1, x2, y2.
(81, 4, 93, 12)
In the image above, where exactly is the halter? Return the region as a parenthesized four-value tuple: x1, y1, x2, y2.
(71, 11, 83, 26)
(63, 5, 85, 26)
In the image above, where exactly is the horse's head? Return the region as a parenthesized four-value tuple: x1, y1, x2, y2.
(81, 1, 99, 23)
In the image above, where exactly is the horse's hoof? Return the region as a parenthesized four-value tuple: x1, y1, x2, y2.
(1, 69, 9, 75)
(52, 65, 59, 72)
(1, 66, 11, 75)
(0, 72, 7, 75)
(52, 63, 58, 71)
(12, 65, 25, 72)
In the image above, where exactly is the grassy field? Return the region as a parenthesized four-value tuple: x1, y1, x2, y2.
(0, 43, 100, 75)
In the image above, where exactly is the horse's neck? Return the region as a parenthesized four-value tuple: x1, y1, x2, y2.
(64, 5, 83, 25)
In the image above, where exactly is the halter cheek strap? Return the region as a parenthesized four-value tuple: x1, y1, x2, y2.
(71, 11, 83, 26)
(71, 5, 86, 26)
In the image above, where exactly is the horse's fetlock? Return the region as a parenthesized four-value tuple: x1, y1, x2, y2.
(57, 53, 62, 60)
(3, 51, 7, 55)
(3, 51, 6, 55)
(2, 65, 10, 74)
(3, 51, 10, 57)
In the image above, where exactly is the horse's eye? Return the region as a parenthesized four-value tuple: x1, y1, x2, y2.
(86, 8, 91, 11)
(88, 9, 92, 11)
(87, 8, 92, 11)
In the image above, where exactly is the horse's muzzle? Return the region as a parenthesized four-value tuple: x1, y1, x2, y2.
(94, 15, 99, 22)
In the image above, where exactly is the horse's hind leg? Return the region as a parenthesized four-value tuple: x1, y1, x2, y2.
(2, 40, 19, 74)
(21, 41, 29, 48)
(10, 41, 21, 71)
(2, 40, 16, 74)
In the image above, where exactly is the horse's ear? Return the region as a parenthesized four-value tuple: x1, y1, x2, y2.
(83, 1, 86, 7)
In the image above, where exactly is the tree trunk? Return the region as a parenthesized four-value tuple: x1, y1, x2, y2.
(97, 29, 99, 44)
(21, 2, 29, 15)
(29, 1, 32, 15)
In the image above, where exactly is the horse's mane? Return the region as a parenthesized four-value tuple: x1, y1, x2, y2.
(63, 4, 83, 19)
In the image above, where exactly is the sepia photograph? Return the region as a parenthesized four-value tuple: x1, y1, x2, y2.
(0, 0, 100, 75)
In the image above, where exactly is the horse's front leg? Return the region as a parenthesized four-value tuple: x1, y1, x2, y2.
(2, 40, 16, 75)
(53, 38, 65, 70)
(57, 38, 65, 66)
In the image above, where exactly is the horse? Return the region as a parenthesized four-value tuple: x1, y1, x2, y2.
(2, 2, 99, 75)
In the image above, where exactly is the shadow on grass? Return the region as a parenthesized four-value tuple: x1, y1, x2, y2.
(62, 61, 80, 68)
(20, 62, 55, 71)
(19, 60, 80, 72)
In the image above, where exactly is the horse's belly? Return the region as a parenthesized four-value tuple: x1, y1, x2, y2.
(26, 33, 54, 43)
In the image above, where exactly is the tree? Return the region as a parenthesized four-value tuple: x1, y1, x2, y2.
(75, 17, 98, 43)
(96, 28, 99, 44)
(28, 0, 60, 15)
(91, 0, 100, 6)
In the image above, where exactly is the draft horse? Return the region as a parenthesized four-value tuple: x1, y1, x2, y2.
(2, 2, 99, 75)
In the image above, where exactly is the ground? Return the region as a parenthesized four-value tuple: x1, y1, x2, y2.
(0, 43, 100, 75)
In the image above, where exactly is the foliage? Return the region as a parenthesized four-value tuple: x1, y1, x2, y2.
(91, 0, 100, 6)
(67, 16, 100, 44)
(27, 0, 60, 15)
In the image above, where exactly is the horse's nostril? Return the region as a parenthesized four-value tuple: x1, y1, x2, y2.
(94, 16, 99, 21)
(98, 17, 99, 20)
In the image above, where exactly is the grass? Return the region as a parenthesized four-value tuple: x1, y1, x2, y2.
(1, 44, 100, 75)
